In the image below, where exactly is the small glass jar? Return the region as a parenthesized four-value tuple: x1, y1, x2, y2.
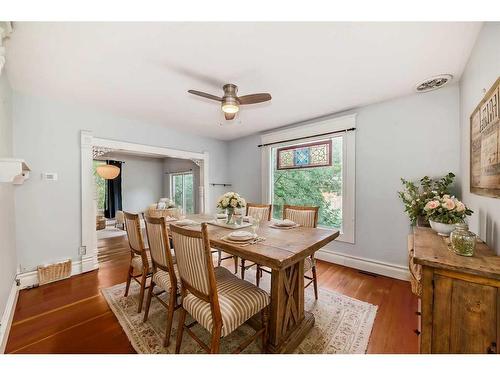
(450, 223, 476, 257)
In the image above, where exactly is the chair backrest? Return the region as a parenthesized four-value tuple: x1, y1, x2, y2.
(246, 203, 272, 222)
(123, 211, 146, 256)
(283, 205, 319, 228)
(144, 215, 176, 278)
(170, 223, 219, 305)
(115, 210, 125, 225)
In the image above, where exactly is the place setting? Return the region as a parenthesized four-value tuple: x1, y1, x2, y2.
(269, 218, 300, 229)
(220, 230, 266, 247)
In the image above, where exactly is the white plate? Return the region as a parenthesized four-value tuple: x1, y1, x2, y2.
(228, 231, 257, 241)
(272, 219, 297, 227)
(175, 219, 198, 226)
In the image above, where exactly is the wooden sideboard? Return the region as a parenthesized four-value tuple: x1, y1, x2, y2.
(410, 227, 500, 354)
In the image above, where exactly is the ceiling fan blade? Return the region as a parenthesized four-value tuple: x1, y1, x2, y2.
(224, 112, 236, 121)
(238, 93, 272, 105)
(188, 90, 222, 102)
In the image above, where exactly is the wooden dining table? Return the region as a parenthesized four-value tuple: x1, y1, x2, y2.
(178, 214, 339, 353)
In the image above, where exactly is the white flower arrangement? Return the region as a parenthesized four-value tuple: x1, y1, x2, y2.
(217, 192, 246, 210)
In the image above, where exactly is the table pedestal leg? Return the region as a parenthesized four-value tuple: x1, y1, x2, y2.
(267, 260, 314, 353)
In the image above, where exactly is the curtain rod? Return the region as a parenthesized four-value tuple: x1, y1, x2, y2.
(257, 127, 356, 148)
(165, 169, 192, 174)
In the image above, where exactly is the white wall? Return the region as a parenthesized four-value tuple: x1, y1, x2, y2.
(459, 22, 500, 254)
(229, 85, 461, 267)
(163, 157, 201, 213)
(119, 155, 164, 214)
(0, 74, 17, 316)
(12, 92, 229, 272)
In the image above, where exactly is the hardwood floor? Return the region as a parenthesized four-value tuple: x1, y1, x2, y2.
(5, 233, 418, 354)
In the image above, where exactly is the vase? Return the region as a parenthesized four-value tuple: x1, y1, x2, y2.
(226, 208, 235, 225)
(429, 220, 456, 237)
(450, 223, 476, 257)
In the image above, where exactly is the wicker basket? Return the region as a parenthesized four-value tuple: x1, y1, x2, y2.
(37, 259, 72, 285)
(148, 207, 180, 219)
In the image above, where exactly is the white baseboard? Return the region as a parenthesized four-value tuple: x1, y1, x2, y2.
(316, 249, 410, 281)
(17, 255, 99, 290)
(0, 281, 19, 353)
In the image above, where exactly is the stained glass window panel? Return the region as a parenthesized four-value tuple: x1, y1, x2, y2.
(277, 140, 331, 170)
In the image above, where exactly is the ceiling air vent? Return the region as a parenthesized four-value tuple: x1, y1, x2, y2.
(416, 74, 453, 93)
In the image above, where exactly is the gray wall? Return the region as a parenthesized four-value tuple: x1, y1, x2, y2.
(12, 91, 229, 272)
(0, 74, 17, 315)
(163, 157, 201, 213)
(228, 134, 262, 204)
(119, 155, 164, 214)
(228, 85, 461, 267)
(459, 22, 500, 254)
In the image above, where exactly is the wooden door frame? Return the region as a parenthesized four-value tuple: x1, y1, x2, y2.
(80, 130, 209, 273)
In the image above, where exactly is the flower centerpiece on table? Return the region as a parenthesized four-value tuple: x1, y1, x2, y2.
(217, 192, 246, 224)
(423, 195, 473, 236)
(157, 197, 175, 209)
(398, 172, 455, 226)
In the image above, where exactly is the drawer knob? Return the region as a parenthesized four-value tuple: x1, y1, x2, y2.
(413, 329, 421, 336)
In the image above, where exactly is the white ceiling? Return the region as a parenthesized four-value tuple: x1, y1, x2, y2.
(6, 22, 482, 141)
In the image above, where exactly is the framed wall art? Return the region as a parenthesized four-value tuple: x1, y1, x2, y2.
(470, 77, 500, 198)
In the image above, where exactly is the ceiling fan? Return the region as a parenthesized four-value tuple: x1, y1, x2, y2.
(188, 84, 272, 120)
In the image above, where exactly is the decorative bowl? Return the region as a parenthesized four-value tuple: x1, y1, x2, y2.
(429, 220, 456, 236)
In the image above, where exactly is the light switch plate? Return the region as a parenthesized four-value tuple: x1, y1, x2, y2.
(78, 246, 86, 256)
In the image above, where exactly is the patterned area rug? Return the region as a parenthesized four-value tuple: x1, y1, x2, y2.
(101, 271, 377, 354)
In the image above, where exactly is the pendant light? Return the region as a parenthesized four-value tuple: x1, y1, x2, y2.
(96, 164, 120, 180)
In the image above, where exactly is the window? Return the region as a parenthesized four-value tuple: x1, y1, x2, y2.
(171, 172, 194, 214)
(93, 160, 106, 212)
(262, 114, 355, 243)
(271, 137, 342, 229)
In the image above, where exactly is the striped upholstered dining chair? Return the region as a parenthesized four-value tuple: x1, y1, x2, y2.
(256, 205, 320, 299)
(171, 223, 270, 354)
(239, 203, 272, 281)
(123, 211, 152, 313)
(142, 215, 181, 347)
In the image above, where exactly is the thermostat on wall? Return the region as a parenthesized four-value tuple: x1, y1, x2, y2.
(42, 172, 58, 181)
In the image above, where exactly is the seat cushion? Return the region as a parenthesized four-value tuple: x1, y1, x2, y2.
(304, 256, 315, 272)
(152, 265, 181, 292)
(131, 252, 152, 271)
(183, 267, 270, 337)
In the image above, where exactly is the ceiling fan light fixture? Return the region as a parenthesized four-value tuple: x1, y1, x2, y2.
(221, 98, 239, 114)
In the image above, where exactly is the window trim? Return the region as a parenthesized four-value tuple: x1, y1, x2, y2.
(261, 114, 356, 243)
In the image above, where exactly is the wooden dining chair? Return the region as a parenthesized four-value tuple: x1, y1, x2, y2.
(257, 205, 320, 299)
(239, 203, 272, 281)
(171, 223, 270, 354)
(123, 211, 152, 313)
(142, 215, 181, 346)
